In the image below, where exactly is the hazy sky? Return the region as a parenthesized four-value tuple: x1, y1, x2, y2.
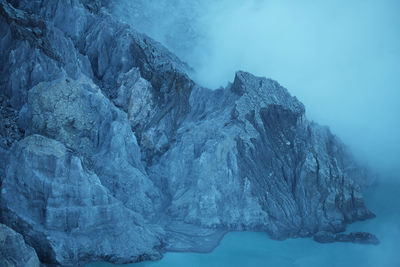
(110, 0, 400, 179)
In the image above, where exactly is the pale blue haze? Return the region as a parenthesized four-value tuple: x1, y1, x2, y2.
(110, 0, 400, 177)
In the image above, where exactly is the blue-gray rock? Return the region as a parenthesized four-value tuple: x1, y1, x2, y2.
(313, 231, 336, 243)
(0, 93, 23, 148)
(19, 76, 161, 218)
(151, 71, 374, 239)
(314, 231, 380, 245)
(335, 232, 380, 245)
(0, 135, 162, 266)
(0, 223, 40, 267)
(0, 0, 377, 265)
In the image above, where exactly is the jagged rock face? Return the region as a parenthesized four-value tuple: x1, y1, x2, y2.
(152, 71, 374, 238)
(18, 76, 161, 218)
(0, 0, 375, 265)
(0, 0, 194, 154)
(0, 0, 93, 109)
(81, 14, 195, 161)
(0, 135, 162, 265)
(0, 223, 40, 267)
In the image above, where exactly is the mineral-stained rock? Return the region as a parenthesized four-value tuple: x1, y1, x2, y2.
(0, 223, 40, 267)
(0, 135, 162, 266)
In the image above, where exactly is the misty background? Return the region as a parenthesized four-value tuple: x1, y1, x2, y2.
(107, 0, 400, 180)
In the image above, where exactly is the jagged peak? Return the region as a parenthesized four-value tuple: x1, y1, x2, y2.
(231, 70, 305, 116)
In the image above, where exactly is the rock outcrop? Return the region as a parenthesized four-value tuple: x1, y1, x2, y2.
(314, 231, 379, 245)
(1, 135, 162, 265)
(151, 71, 374, 238)
(0, 0, 376, 266)
(335, 232, 380, 245)
(0, 223, 40, 267)
(313, 231, 337, 243)
(19, 76, 161, 218)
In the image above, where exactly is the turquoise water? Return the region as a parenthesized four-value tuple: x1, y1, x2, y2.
(88, 183, 400, 267)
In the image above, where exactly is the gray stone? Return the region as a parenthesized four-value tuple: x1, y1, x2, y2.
(0, 0, 378, 265)
(20, 76, 161, 219)
(314, 231, 380, 245)
(0, 93, 23, 148)
(0, 223, 40, 267)
(335, 232, 380, 245)
(0, 135, 162, 266)
(152, 71, 374, 239)
(0, 0, 93, 110)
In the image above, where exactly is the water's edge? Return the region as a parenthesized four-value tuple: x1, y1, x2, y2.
(86, 182, 400, 267)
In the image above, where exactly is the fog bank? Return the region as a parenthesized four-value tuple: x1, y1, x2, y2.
(108, 0, 400, 179)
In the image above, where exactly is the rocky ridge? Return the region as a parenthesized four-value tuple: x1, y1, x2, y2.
(0, 0, 375, 266)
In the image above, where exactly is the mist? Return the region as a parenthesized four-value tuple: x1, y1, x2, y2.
(108, 0, 400, 180)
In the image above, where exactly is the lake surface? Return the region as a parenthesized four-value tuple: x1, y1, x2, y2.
(87, 182, 400, 267)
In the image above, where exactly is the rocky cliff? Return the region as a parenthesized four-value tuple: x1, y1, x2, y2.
(0, 223, 40, 267)
(0, 0, 375, 266)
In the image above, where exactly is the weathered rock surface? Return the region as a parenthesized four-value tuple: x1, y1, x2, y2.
(1, 135, 162, 266)
(19, 75, 161, 218)
(0, 94, 23, 148)
(0, 223, 40, 267)
(152, 71, 374, 239)
(0, 0, 377, 265)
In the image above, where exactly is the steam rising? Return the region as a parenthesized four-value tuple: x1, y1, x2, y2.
(108, 0, 400, 179)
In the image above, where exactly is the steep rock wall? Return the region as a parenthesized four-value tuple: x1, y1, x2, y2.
(0, 0, 375, 265)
